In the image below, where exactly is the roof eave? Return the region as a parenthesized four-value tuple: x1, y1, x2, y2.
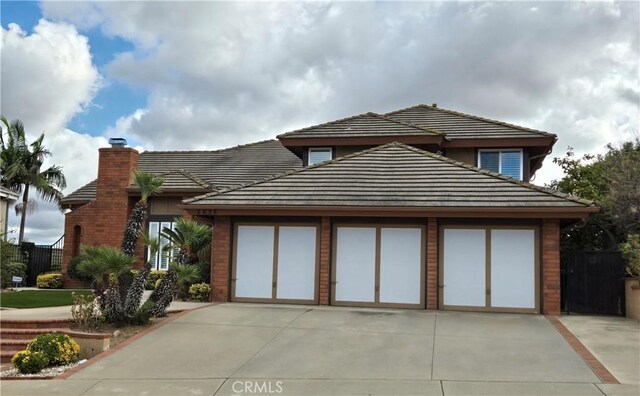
(181, 204, 599, 219)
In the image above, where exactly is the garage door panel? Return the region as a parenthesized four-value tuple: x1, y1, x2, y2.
(235, 226, 275, 299)
(443, 229, 486, 307)
(335, 227, 376, 303)
(379, 228, 422, 304)
(276, 226, 317, 301)
(491, 229, 536, 309)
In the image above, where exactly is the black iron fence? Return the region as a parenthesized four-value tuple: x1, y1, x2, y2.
(561, 251, 627, 316)
(5, 235, 64, 286)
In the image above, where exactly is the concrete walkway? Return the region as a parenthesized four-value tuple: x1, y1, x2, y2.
(1, 303, 635, 395)
(560, 315, 640, 391)
(0, 291, 209, 320)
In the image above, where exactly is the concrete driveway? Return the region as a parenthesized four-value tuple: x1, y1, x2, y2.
(1, 303, 629, 395)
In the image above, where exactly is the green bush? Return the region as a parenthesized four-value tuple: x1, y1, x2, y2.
(155, 278, 163, 290)
(66, 255, 92, 282)
(189, 282, 211, 302)
(27, 332, 80, 365)
(12, 350, 49, 374)
(36, 273, 64, 289)
(1, 261, 27, 288)
(147, 270, 166, 289)
(621, 234, 640, 277)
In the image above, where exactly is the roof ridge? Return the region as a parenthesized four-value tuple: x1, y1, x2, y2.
(184, 142, 399, 203)
(140, 139, 280, 154)
(185, 141, 594, 207)
(276, 112, 441, 139)
(385, 104, 556, 138)
(161, 169, 212, 189)
(393, 142, 593, 206)
(367, 112, 444, 136)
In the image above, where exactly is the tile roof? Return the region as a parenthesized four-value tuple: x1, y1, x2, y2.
(61, 140, 301, 205)
(277, 112, 442, 139)
(385, 104, 556, 140)
(185, 142, 594, 209)
(128, 169, 212, 191)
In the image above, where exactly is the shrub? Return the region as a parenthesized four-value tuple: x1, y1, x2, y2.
(621, 234, 640, 277)
(71, 292, 101, 332)
(27, 333, 80, 365)
(155, 278, 163, 289)
(147, 270, 166, 290)
(189, 282, 211, 302)
(12, 350, 49, 374)
(195, 261, 211, 284)
(66, 255, 92, 282)
(36, 273, 64, 289)
(1, 261, 27, 288)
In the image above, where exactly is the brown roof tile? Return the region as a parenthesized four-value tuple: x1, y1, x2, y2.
(385, 104, 556, 139)
(185, 142, 594, 209)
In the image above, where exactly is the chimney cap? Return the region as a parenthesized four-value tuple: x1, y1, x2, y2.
(431, 103, 438, 108)
(108, 137, 127, 147)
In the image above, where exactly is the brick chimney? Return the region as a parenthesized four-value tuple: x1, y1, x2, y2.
(94, 138, 139, 248)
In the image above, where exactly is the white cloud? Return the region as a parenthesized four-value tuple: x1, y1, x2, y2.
(40, 2, 638, 174)
(1, 19, 103, 244)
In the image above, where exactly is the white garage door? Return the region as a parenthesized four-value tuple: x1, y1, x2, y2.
(441, 226, 538, 313)
(334, 225, 424, 308)
(234, 224, 318, 303)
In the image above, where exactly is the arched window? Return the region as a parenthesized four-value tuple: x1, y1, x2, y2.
(72, 225, 82, 257)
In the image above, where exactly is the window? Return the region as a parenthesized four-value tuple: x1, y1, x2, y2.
(478, 149, 523, 180)
(72, 226, 82, 257)
(308, 147, 332, 165)
(147, 219, 178, 270)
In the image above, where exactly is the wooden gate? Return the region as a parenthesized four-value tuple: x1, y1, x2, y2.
(561, 251, 626, 315)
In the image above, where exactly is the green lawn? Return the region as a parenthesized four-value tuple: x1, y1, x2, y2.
(0, 290, 93, 308)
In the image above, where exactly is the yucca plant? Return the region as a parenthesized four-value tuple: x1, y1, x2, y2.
(118, 171, 163, 300)
(123, 232, 167, 318)
(121, 171, 163, 256)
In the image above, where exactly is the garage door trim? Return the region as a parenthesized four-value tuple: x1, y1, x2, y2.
(438, 225, 540, 314)
(231, 222, 321, 305)
(331, 223, 426, 309)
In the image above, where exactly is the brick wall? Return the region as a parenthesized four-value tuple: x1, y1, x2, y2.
(542, 219, 561, 315)
(210, 215, 231, 302)
(319, 217, 331, 305)
(61, 147, 139, 286)
(426, 218, 438, 310)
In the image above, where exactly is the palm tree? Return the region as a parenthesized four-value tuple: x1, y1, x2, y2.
(1, 118, 66, 243)
(172, 263, 200, 300)
(149, 219, 211, 314)
(77, 245, 137, 292)
(161, 218, 212, 264)
(121, 171, 164, 256)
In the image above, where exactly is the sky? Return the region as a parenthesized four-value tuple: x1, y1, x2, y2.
(1, 1, 638, 244)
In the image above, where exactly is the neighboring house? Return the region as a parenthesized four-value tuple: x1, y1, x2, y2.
(61, 104, 597, 314)
(0, 186, 19, 240)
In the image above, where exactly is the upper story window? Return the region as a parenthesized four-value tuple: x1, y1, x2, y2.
(308, 147, 333, 165)
(478, 149, 523, 180)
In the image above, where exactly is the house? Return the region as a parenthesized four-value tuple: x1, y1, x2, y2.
(60, 104, 597, 314)
(0, 186, 19, 239)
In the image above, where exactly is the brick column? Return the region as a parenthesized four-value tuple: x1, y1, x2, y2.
(426, 218, 438, 310)
(211, 215, 231, 302)
(542, 219, 561, 315)
(318, 217, 331, 305)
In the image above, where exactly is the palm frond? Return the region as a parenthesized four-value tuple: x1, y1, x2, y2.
(132, 171, 164, 202)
